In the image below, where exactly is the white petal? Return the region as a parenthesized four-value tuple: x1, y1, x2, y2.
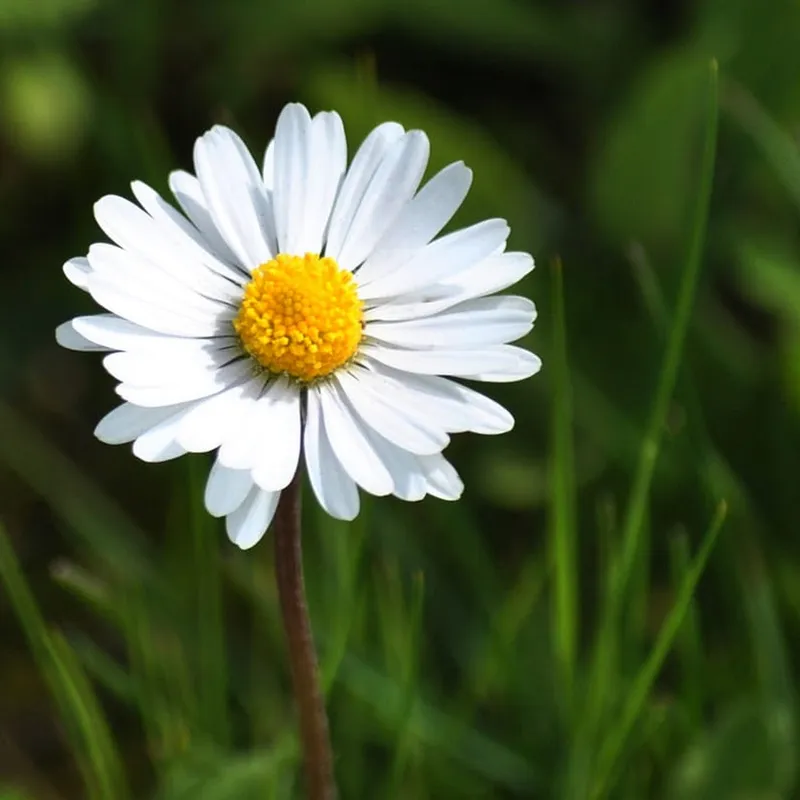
(90, 282, 235, 337)
(365, 296, 536, 348)
(72, 314, 205, 352)
(325, 122, 405, 264)
(225, 485, 280, 549)
(272, 105, 347, 255)
(262, 139, 275, 190)
(462, 347, 542, 382)
(55, 321, 109, 352)
(95, 402, 188, 444)
(177, 377, 264, 453)
(250, 378, 302, 492)
(441, 250, 535, 298)
(316, 381, 394, 496)
(304, 387, 360, 520)
(271, 104, 311, 255)
(358, 218, 509, 301)
(334, 370, 448, 455)
(130, 180, 248, 288)
(418, 453, 463, 500)
(169, 170, 241, 265)
(193, 126, 276, 267)
(364, 252, 535, 323)
(308, 110, 347, 252)
(63, 257, 92, 291)
(215, 378, 276, 470)
(87, 248, 234, 338)
(102, 339, 239, 385)
(356, 358, 514, 434)
(205, 457, 254, 517)
(367, 433, 428, 501)
(333, 131, 429, 272)
(360, 342, 539, 382)
(132, 412, 190, 462)
(94, 194, 243, 303)
(355, 161, 472, 285)
(116, 357, 253, 407)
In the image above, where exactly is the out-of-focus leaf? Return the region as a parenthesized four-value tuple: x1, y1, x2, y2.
(781, 327, 800, 417)
(590, 48, 712, 251)
(666, 700, 795, 800)
(734, 237, 800, 323)
(0, 52, 91, 163)
(390, 0, 613, 70)
(156, 743, 296, 800)
(0, 790, 34, 800)
(476, 450, 546, 510)
(0, 0, 98, 31)
(696, 0, 800, 115)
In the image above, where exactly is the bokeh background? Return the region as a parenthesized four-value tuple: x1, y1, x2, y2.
(2, 0, 800, 797)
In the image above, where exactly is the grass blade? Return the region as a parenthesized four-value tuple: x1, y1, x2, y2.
(723, 79, 800, 212)
(615, 57, 719, 600)
(549, 256, 579, 714)
(186, 456, 230, 748)
(591, 501, 728, 798)
(0, 520, 129, 800)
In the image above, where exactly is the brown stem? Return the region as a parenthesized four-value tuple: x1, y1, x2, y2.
(273, 470, 336, 799)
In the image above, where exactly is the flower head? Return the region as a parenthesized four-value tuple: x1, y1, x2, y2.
(56, 103, 540, 548)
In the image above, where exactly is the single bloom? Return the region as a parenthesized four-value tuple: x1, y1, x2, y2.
(56, 103, 540, 548)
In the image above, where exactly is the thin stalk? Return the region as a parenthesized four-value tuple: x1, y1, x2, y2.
(273, 471, 336, 800)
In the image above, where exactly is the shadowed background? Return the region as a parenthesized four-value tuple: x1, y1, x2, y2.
(1, 0, 800, 798)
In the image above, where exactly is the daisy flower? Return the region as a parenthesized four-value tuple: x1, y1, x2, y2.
(56, 103, 540, 549)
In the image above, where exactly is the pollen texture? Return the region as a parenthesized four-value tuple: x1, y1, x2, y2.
(234, 253, 363, 382)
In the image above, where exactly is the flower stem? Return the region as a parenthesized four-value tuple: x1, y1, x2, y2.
(273, 470, 336, 799)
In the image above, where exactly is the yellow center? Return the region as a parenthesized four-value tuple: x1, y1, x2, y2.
(233, 253, 363, 383)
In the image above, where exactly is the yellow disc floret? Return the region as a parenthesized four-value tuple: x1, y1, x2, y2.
(234, 253, 363, 383)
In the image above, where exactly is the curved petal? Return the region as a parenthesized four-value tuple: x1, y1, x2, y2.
(358, 218, 509, 301)
(63, 256, 92, 291)
(94, 402, 189, 445)
(102, 339, 240, 385)
(271, 105, 347, 255)
(249, 377, 302, 492)
(334, 370, 449, 455)
(132, 412, 190, 462)
(56, 321, 109, 352)
(87, 243, 234, 338)
(169, 170, 241, 266)
(304, 387, 360, 520)
(205, 457, 254, 517)
(316, 381, 393, 496)
(325, 121, 405, 264)
(417, 452, 463, 500)
(177, 376, 264, 453)
(130, 180, 248, 287)
(94, 194, 243, 302)
(334, 131, 429, 272)
(193, 126, 277, 268)
(360, 342, 540, 382)
(116, 357, 253, 407)
(355, 358, 514, 434)
(355, 161, 472, 285)
(72, 314, 213, 352)
(365, 296, 536, 349)
(363, 252, 534, 323)
(225, 484, 280, 549)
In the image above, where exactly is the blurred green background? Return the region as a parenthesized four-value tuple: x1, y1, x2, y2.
(2, 0, 800, 797)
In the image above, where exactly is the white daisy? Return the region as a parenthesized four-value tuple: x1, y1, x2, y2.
(56, 102, 540, 549)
